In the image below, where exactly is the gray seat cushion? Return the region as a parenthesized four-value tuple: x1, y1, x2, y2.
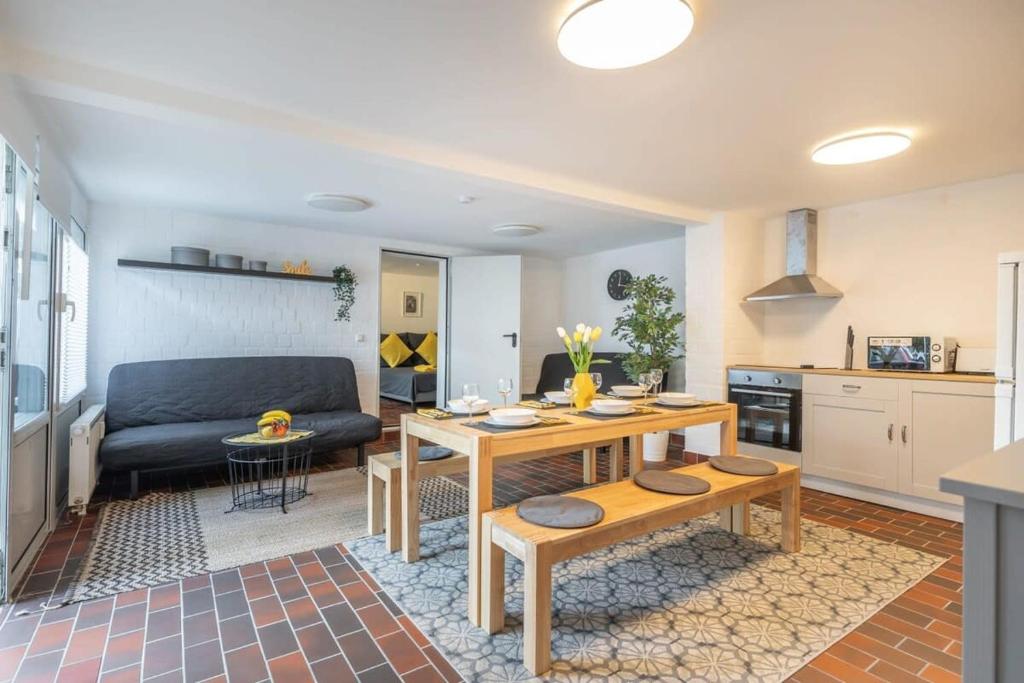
(100, 411, 382, 472)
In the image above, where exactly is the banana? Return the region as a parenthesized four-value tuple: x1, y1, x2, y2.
(257, 417, 278, 427)
(262, 410, 292, 423)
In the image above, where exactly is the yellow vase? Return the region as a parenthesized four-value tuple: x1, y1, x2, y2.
(572, 372, 596, 410)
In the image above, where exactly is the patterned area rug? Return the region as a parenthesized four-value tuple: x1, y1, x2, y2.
(66, 468, 467, 604)
(348, 505, 944, 682)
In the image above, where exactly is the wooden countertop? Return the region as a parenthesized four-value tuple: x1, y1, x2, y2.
(729, 365, 997, 384)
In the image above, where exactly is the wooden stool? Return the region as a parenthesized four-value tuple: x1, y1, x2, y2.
(368, 451, 469, 552)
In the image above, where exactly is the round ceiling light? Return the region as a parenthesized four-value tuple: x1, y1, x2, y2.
(558, 0, 695, 70)
(305, 193, 372, 212)
(812, 132, 912, 165)
(492, 224, 541, 237)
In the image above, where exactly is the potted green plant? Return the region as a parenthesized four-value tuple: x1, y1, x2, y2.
(612, 274, 685, 461)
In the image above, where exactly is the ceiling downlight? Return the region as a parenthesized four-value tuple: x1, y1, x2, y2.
(492, 224, 541, 237)
(558, 0, 694, 70)
(305, 193, 372, 212)
(812, 132, 912, 165)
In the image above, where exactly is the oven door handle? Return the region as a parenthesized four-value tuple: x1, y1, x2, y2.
(731, 388, 793, 398)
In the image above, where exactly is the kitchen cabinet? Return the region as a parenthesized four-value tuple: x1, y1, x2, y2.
(899, 381, 995, 504)
(803, 394, 899, 491)
(802, 375, 994, 505)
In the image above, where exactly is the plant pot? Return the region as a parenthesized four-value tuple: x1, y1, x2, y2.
(643, 431, 670, 462)
(572, 372, 596, 410)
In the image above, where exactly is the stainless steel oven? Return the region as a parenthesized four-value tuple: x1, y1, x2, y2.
(727, 370, 802, 453)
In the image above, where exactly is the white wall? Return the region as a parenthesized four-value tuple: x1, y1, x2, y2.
(86, 204, 472, 412)
(760, 173, 1024, 367)
(379, 270, 439, 335)
(0, 77, 88, 228)
(560, 236, 686, 389)
(684, 213, 765, 453)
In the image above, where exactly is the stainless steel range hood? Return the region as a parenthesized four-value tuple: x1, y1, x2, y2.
(745, 208, 843, 302)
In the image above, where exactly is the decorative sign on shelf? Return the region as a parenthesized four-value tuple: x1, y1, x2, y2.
(281, 259, 313, 275)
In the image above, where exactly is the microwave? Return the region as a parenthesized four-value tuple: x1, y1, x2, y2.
(867, 336, 957, 373)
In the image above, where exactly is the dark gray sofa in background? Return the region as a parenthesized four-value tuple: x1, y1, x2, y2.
(100, 356, 381, 497)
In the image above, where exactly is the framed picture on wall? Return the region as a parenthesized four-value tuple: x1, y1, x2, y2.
(403, 291, 423, 317)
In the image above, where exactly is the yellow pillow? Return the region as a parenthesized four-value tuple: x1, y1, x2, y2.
(415, 331, 438, 366)
(380, 333, 413, 368)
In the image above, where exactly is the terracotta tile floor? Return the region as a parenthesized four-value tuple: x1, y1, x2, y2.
(0, 441, 963, 682)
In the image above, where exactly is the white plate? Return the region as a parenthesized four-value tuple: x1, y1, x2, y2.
(489, 407, 538, 425)
(544, 391, 570, 404)
(483, 416, 541, 428)
(611, 385, 644, 397)
(657, 392, 697, 402)
(656, 398, 701, 407)
(587, 405, 635, 416)
(448, 399, 491, 414)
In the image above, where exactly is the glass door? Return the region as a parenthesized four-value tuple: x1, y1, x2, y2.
(0, 145, 23, 598)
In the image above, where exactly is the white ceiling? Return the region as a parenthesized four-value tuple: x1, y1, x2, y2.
(2, 0, 1023, 246)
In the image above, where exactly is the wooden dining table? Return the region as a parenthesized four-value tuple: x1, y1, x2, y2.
(399, 400, 740, 627)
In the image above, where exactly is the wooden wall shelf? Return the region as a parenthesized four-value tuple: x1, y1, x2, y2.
(117, 259, 335, 284)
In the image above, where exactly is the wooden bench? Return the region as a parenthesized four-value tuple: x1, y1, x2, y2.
(368, 441, 618, 552)
(481, 459, 800, 675)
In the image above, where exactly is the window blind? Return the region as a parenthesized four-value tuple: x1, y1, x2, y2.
(59, 232, 89, 405)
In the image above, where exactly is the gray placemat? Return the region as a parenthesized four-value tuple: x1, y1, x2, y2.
(395, 446, 455, 461)
(517, 495, 605, 529)
(709, 455, 779, 476)
(634, 470, 711, 495)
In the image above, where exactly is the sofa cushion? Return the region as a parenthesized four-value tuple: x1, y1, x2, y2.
(100, 411, 383, 472)
(105, 357, 363, 433)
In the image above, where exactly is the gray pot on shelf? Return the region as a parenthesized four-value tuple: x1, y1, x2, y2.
(170, 246, 210, 266)
(249, 260, 268, 271)
(215, 254, 244, 269)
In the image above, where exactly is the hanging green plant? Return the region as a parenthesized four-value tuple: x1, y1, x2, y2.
(332, 266, 358, 321)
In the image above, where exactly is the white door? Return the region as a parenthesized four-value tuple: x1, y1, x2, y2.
(449, 255, 522, 407)
(995, 260, 1022, 447)
(802, 394, 900, 491)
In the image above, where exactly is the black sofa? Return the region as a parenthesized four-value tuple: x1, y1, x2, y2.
(100, 356, 382, 496)
(533, 352, 633, 394)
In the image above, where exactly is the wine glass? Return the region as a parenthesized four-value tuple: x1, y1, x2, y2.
(589, 372, 603, 395)
(497, 378, 513, 408)
(563, 377, 578, 409)
(638, 372, 653, 402)
(462, 383, 480, 419)
(649, 368, 664, 397)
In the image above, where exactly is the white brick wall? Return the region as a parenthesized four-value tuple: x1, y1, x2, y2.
(87, 204, 472, 413)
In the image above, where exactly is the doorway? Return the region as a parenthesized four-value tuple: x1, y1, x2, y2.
(377, 251, 448, 429)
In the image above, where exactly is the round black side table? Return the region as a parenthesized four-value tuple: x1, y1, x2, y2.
(222, 430, 316, 513)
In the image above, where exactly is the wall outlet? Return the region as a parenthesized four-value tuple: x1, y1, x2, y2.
(355, 333, 365, 343)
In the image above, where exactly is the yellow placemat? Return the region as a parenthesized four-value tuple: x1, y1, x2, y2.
(224, 429, 314, 446)
(417, 408, 455, 420)
(518, 400, 557, 410)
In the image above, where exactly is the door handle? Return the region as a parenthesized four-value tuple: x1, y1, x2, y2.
(901, 425, 908, 444)
(842, 384, 862, 391)
(887, 424, 894, 442)
(502, 332, 518, 349)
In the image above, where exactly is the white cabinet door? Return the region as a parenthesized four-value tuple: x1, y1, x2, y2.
(899, 382, 995, 504)
(803, 394, 900, 491)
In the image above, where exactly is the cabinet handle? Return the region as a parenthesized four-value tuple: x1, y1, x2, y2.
(901, 425, 908, 444)
(842, 384, 862, 391)
(888, 424, 894, 442)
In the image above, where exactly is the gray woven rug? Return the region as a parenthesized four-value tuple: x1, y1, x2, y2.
(348, 505, 944, 682)
(66, 467, 467, 604)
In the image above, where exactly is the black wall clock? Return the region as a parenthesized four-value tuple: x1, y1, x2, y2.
(607, 269, 633, 301)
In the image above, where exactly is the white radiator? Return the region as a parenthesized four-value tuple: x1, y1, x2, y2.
(69, 404, 106, 515)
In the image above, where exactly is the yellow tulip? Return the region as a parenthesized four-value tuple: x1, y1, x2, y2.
(592, 326, 602, 341)
(573, 331, 582, 343)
